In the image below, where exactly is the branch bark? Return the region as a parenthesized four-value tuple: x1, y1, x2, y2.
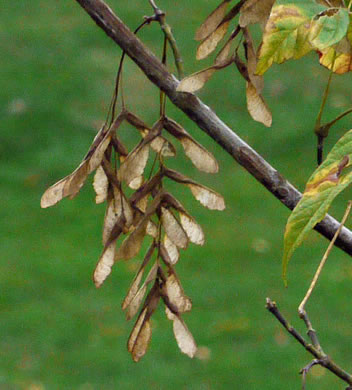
(74, 0, 352, 257)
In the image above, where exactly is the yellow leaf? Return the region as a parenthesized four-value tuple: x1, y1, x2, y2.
(256, 4, 319, 75)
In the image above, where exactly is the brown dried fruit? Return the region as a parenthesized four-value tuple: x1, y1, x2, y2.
(246, 81, 272, 127)
(195, 0, 231, 41)
(196, 21, 230, 60)
(161, 207, 189, 249)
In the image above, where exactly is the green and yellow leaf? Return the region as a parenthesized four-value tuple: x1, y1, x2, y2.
(318, 18, 352, 74)
(257, 3, 324, 75)
(309, 8, 349, 50)
(283, 130, 352, 281)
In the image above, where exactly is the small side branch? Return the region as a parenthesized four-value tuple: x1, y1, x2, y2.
(147, 0, 184, 78)
(266, 298, 352, 387)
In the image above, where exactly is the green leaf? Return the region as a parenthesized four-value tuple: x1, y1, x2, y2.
(310, 8, 349, 50)
(318, 15, 352, 74)
(257, 3, 325, 75)
(282, 130, 352, 282)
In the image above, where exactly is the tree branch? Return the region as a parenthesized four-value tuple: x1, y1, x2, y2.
(74, 0, 352, 257)
(266, 298, 352, 387)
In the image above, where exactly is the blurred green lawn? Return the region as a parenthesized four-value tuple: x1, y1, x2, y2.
(3, 1, 352, 389)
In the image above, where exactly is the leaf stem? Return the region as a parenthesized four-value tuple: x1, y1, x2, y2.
(314, 60, 335, 164)
(298, 200, 352, 315)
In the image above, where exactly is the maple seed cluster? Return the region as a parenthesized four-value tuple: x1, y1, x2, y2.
(41, 109, 225, 361)
(177, 0, 275, 128)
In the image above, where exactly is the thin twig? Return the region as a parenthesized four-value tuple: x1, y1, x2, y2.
(300, 359, 320, 390)
(266, 298, 352, 386)
(299, 201, 352, 315)
(148, 0, 184, 78)
(301, 360, 320, 390)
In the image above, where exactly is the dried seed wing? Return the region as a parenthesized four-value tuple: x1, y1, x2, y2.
(246, 81, 272, 127)
(172, 315, 197, 358)
(150, 136, 176, 157)
(128, 308, 147, 353)
(161, 207, 189, 249)
(122, 270, 145, 311)
(87, 133, 112, 173)
(177, 68, 216, 93)
(146, 220, 158, 238)
(164, 273, 192, 313)
(195, 0, 230, 41)
(131, 319, 151, 362)
(136, 195, 149, 213)
(126, 284, 148, 321)
(196, 21, 230, 60)
(243, 28, 264, 93)
(115, 218, 148, 261)
(159, 244, 173, 266)
(215, 26, 240, 65)
(93, 243, 116, 288)
(93, 165, 109, 204)
(40, 175, 70, 208)
(66, 162, 90, 199)
(127, 308, 152, 362)
(165, 306, 176, 321)
(102, 197, 119, 245)
(102, 187, 133, 244)
(41, 160, 89, 208)
(125, 263, 158, 320)
(187, 183, 225, 210)
(164, 118, 218, 173)
(239, 0, 275, 28)
(41, 120, 121, 208)
(181, 137, 219, 173)
(119, 144, 149, 186)
(163, 234, 179, 265)
(179, 212, 205, 246)
(215, 38, 233, 65)
(145, 262, 159, 285)
(129, 176, 144, 190)
(164, 169, 225, 210)
(122, 244, 156, 310)
(120, 194, 134, 229)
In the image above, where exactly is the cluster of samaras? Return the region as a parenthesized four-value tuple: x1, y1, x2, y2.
(41, 110, 225, 361)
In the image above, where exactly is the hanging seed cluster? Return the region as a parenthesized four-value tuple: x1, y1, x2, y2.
(41, 109, 225, 361)
(177, 0, 275, 127)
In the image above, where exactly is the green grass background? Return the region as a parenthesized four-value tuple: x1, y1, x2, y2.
(3, 1, 352, 389)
